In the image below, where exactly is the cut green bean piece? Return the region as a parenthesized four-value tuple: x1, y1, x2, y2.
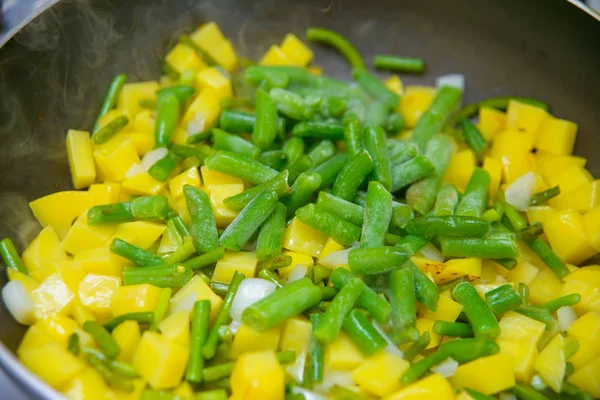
(258, 269, 283, 288)
(433, 184, 459, 216)
(67, 333, 80, 356)
(455, 168, 490, 217)
(412, 86, 462, 150)
(219, 110, 255, 133)
(84, 349, 133, 392)
(530, 186, 560, 206)
(390, 202, 414, 231)
(317, 191, 364, 227)
(284, 172, 322, 218)
(186, 300, 211, 383)
(502, 200, 527, 231)
(361, 181, 393, 248)
(182, 247, 225, 270)
(256, 203, 287, 262)
(92, 115, 130, 144)
(352, 68, 400, 110)
(293, 121, 345, 140)
(282, 137, 305, 165)
(296, 204, 361, 247)
(433, 321, 473, 337)
(149, 287, 172, 331)
(224, 170, 290, 212)
(148, 152, 181, 182)
(453, 282, 500, 339)
(163, 237, 196, 265)
(516, 222, 543, 242)
(485, 284, 523, 315)
(400, 349, 449, 385)
(544, 294, 581, 312)
(83, 320, 120, 359)
(206, 151, 278, 185)
(526, 238, 570, 280)
(184, 185, 219, 252)
(464, 388, 495, 400)
(395, 234, 429, 255)
(516, 305, 556, 331)
(123, 265, 193, 288)
(331, 150, 374, 201)
(308, 140, 336, 167)
(155, 92, 180, 148)
(441, 234, 518, 259)
(406, 216, 489, 238)
(344, 120, 364, 159)
(390, 267, 416, 332)
(363, 126, 392, 190)
(403, 332, 430, 361)
(0, 238, 27, 274)
(512, 384, 550, 400)
(407, 261, 439, 312)
(388, 139, 419, 166)
(348, 246, 410, 275)
(269, 88, 313, 120)
(253, 89, 278, 150)
(308, 314, 325, 384)
(170, 143, 213, 163)
(306, 27, 365, 69)
(374, 55, 425, 73)
(130, 196, 171, 221)
(156, 85, 195, 104)
(364, 101, 388, 128)
(104, 312, 155, 331)
(287, 154, 314, 185)
(461, 119, 489, 159)
(212, 128, 260, 159)
(93, 74, 127, 132)
(342, 309, 387, 356)
(110, 238, 164, 267)
(258, 150, 288, 171)
(390, 155, 435, 192)
(313, 152, 350, 189)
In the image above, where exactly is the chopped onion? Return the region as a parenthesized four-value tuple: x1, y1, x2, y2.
(436, 74, 465, 92)
(431, 357, 458, 378)
(320, 248, 352, 269)
(229, 320, 241, 335)
(187, 112, 206, 135)
(287, 265, 308, 283)
(372, 321, 404, 358)
(291, 387, 328, 400)
(313, 371, 355, 393)
(417, 243, 444, 262)
(531, 375, 547, 391)
(229, 278, 277, 322)
(505, 172, 536, 211)
(125, 163, 146, 179)
(141, 147, 169, 170)
(2, 280, 35, 325)
(557, 306, 577, 331)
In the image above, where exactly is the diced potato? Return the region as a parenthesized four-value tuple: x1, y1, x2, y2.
(535, 117, 577, 156)
(283, 217, 328, 257)
(584, 208, 600, 251)
(568, 311, 600, 341)
(496, 338, 538, 382)
(567, 357, 600, 398)
(159, 311, 190, 348)
(121, 172, 165, 196)
(280, 317, 312, 381)
(195, 67, 232, 99)
(173, 381, 195, 399)
(111, 284, 162, 317)
(528, 267, 563, 306)
(416, 318, 441, 349)
(562, 266, 600, 313)
(505, 100, 549, 144)
(37, 314, 79, 345)
(398, 86, 436, 128)
(49, 260, 86, 293)
(20, 342, 86, 389)
(230, 350, 285, 400)
(423, 295, 463, 322)
(112, 320, 141, 362)
(450, 353, 515, 395)
(260, 45, 293, 66)
(181, 87, 222, 131)
(61, 210, 116, 256)
(533, 333, 565, 393)
(230, 323, 281, 358)
(544, 210, 596, 265)
(93, 137, 140, 182)
(62, 367, 110, 400)
(208, 40, 238, 72)
(526, 205, 557, 226)
(66, 130, 96, 189)
(71, 299, 97, 326)
(134, 331, 188, 389)
(499, 152, 536, 185)
(385, 75, 403, 95)
(31, 273, 75, 320)
(417, 257, 481, 285)
(78, 274, 121, 318)
(189, 22, 225, 52)
(535, 151, 586, 183)
(280, 34, 313, 66)
(278, 250, 315, 278)
(212, 251, 258, 284)
(169, 166, 202, 199)
(169, 276, 223, 322)
(165, 43, 206, 75)
(352, 351, 410, 397)
(483, 156, 503, 202)
(491, 129, 534, 158)
(134, 109, 155, 134)
(117, 131, 155, 156)
(200, 166, 244, 188)
(18, 323, 55, 354)
(325, 332, 365, 371)
(382, 373, 454, 400)
(209, 183, 244, 227)
(7, 268, 40, 292)
(88, 182, 121, 205)
(568, 337, 600, 370)
(547, 165, 593, 201)
(29, 192, 95, 239)
(506, 260, 539, 285)
(478, 106, 506, 141)
(157, 225, 180, 254)
(497, 311, 546, 344)
(74, 246, 129, 277)
(444, 149, 476, 192)
(551, 179, 599, 212)
(117, 81, 160, 118)
(318, 238, 345, 261)
(22, 226, 69, 274)
(110, 221, 166, 250)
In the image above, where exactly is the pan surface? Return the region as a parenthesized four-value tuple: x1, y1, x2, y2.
(0, 0, 598, 398)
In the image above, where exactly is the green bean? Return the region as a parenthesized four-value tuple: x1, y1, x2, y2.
(0, 238, 27, 274)
(83, 320, 120, 358)
(448, 96, 550, 127)
(245, 65, 291, 88)
(195, 390, 228, 400)
(83, 347, 139, 379)
(219, 110, 255, 133)
(258, 269, 283, 288)
(387, 112, 406, 133)
(348, 246, 410, 275)
(501, 200, 527, 231)
(293, 121, 345, 140)
(103, 312, 155, 331)
(386, 233, 403, 246)
(320, 96, 347, 118)
(256, 203, 287, 262)
(412, 86, 463, 151)
(361, 181, 393, 248)
(92, 115, 130, 145)
(390, 202, 414, 231)
(163, 237, 196, 265)
(205, 151, 278, 185)
(364, 101, 388, 128)
(518, 282, 530, 304)
(433, 184, 460, 216)
(516, 305, 556, 331)
(224, 170, 290, 211)
(220, 190, 279, 251)
(110, 238, 164, 267)
(258, 255, 292, 271)
(253, 89, 278, 150)
(526, 238, 570, 280)
(170, 143, 213, 164)
(363, 126, 392, 190)
(308, 140, 336, 167)
(481, 208, 502, 223)
(164, 219, 184, 246)
(485, 284, 523, 315)
(182, 247, 225, 270)
(149, 288, 172, 331)
(295, 204, 361, 247)
(464, 388, 495, 400)
(344, 120, 364, 159)
(306, 27, 365, 69)
(282, 137, 305, 165)
(185, 128, 212, 144)
(184, 185, 219, 252)
(342, 309, 387, 356)
(373, 55, 425, 73)
(407, 261, 439, 312)
(212, 128, 260, 159)
(512, 384, 550, 400)
(461, 119, 489, 159)
(130, 196, 171, 221)
(407, 134, 456, 215)
(287, 154, 314, 185)
(331, 151, 374, 201)
(139, 99, 157, 110)
(209, 282, 229, 297)
(313, 277, 364, 343)
(433, 321, 473, 337)
(156, 85, 195, 105)
(186, 300, 211, 383)
(283, 172, 322, 218)
(67, 333, 80, 356)
(515, 223, 543, 242)
(455, 168, 491, 217)
(123, 265, 193, 288)
(154, 92, 180, 148)
(269, 88, 313, 120)
(441, 234, 518, 259)
(308, 153, 347, 190)
(84, 349, 133, 392)
(93, 74, 127, 131)
(258, 150, 288, 170)
(530, 186, 560, 206)
(148, 152, 181, 182)
(308, 314, 325, 384)
(178, 68, 197, 87)
(390, 155, 436, 192)
(242, 277, 322, 331)
(399, 349, 448, 385)
(352, 68, 400, 110)
(453, 282, 500, 339)
(202, 350, 296, 383)
(317, 191, 364, 227)
(544, 294, 581, 313)
(389, 267, 416, 332)
(403, 332, 430, 361)
(406, 216, 489, 238)
(388, 139, 419, 166)
(395, 234, 429, 255)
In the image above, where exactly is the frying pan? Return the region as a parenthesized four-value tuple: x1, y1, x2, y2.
(0, 0, 599, 398)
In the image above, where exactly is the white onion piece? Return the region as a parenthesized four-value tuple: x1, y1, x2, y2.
(505, 172, 536, 211)
(372, 321, 404, 358)
(287, 265, 308, 283)
(431, 357, 459, 378)
(320, 248, 352, 269)
(187, 112, 206, 135)
(558, 306, 577, 331)
(125, 163, 146, 179)
(229, 278, 277, 322)
(291, 387, 328, 400)
(313, 371, 355, 393)
(417, 243, 444, 262)
(436, 74, 465, 92)
(169, 292, 197, 316)
(3, 281, 35, 325)
(229, 320, 241, 335)
(531, 375, 547, 391)
(141, 147, 169, 170)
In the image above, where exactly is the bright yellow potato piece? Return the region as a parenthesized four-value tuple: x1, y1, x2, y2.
(278, 250, 315, 278)
(169, 275, 223, 322)
(280, 317, 312, 381)
(208, 40, 238, 72)
(61, 210, 116, 256)
(567, 357, 600, 398)
(31, 273, 75, 320)
(134, 109, 155, 135)
(37, 314, 79, 345)
(117, 130, 155, 156)
(544, 210, 596, 265)
(29, 192, 95, 239)
(165, 43, 206, 75)
(325, 332, 365, 371)
(157, 224, 180, 254)
(230, 323, 281, 358)
(535, 151, 586, 183)
(318, 238, 345, 261)
(117, 81, 159, 118)
(190, 22, 225, 52)
(352, 351, 410, 397)
(93, 137, 140, 182)
(568, 311, 600, 340)
(444, 149, 476, 192)
(280, 34, 313, 66)
(134, 331, 188, 389)
(547, 165, 593, 200)
(195, 67, 232, 99)
(500, 152, 536, 185)
(385, 75, 403, 95)
(112, 320, 141, 362)
(416, 318, 441, 349)
(551, 179, 599, 212)
(478, 106, 506, 141)
(20, 342, 86, 389)
(7, 268, 40, 292)
(111, 221, 166, 250)
(62, 367, 110, 400)
(260, 45, 293, 66)
(505, 100, 549, 144)
(182, 87, 222, 131)
(536, 117, 577, 156)
(450, 353, 515, 395)
(209, 183, 244, 227)
(66, 129, 96, 189)
(283, 217, 328, 257)
(417, 257, 481, 285)
(200, 166, 244, 188)
(483, 156, 502, 202)
(159, 310, 190, 348)
(212, 251, 258, 283)
(111, 284, 162, 318)
(506, 260, 539, 285)
(169, 166, 202, 199)
(383, 373, 455, 400)
(22, 226, 69, 273)
(491, 129, 534, 158)
(398, 86, 436, 128)
(526, 205, 557, 226)
(74, 246, 129, 277)
(88, 182, 121, 205)
(47, 260, 86, 294)
(528, 267, 563, 306)
(562, 266, 600, 313)
(78, 273, 120, 318)
(173, 381, 195, 399)
(230, 350, 285, 400)
(18, 323, 55, 354)
(533, 333, 565, 393)
(121, 172, 166, 196)
(496, 338, 538, 382)
(424, 294, 463, 322)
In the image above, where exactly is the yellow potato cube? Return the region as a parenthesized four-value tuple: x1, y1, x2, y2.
(20, 342, 85, 389)
(526, 206, 557, 226)
(352, 351, 410, 397)
(496, 338, 537, 382)
(31, 273, 75, 320)
(173, 381, 195, 399)
(134, 109, 155, 134)
(318, 238, 345, 261)
(568, 337, 599, 370)
(117, 131, 155, 156)
(117, 81, 159, 118)
(505, 100, 549, 144)
(280, 34, 313, 66)
(280, 317, 312, 381)
(584, 208, 600, 251)
(230, 323, 281, 358)
(500, 152, 536, 185)
(157, 225, 179, 254)
(424, 295, 463, 322)
(121, 172, 165, 196)
(29, 191, 95, 239)
(182, 87, 222, 131)
(483, 156, 503, 202)
(165, 43, 206, 75)
(212, 251, 258, 283)
(169, 166, 202, 198)
(112, 320, 141, 362)
(283, 217, 328, 257)
(159, 310, 190, 348)
(111, 284, 162, 317)
(562, 266, 600, 313)
(169, 275, 223, 322)
(382, 373, 454, 400)
(93, 137, 140, 182)
(195, 67, 232, 99)
(88, 182, 121, 205)
(49, 260, 86, 294)
(189, 22, 225, 52)
(209, 183, 244, 228)
(307, 66, 323, 76)
(444, 149, 476, 192)
(74, 246, 129, 277)
(535, 151, 587, 183)
(62, 367, 110, 400)
(66, 129, 96, 189)
(536, 118, 577, 156)
(547, 165, 593, 199)
(544, 210, 596, 265)
(38, 314, 79, 345)
(416, 318, 441, 349)
(533, 333, 565, 393)
(491, 128, 534, 158)
(552, 179, 599, 212)
(61, 210, 116, 256)
(478, 106, 506, 141)
(111, 221, 166, 250)
(497, 311, 546, 343)
(209, 40, 238, 72)
(260, 45, 293, 66)
(567, 357, 600, 398)
(7, 268, 40, 292)
(278, 250, 315, 278)
(418, 257, 481, 285)
(506, 260, 539, 285)
(325, 332, 365, 371)
(18, 323, 55, 354)
(77, 273, 120, 318)
(398, 86, 437, 128)
(451, 353, 515, 395)
(528, 267, 563, 306)
(22, 226, 68, 273)
(201, 165, 244, 188)
(385, 75, 403, 95)
(568, 311, 600, 340)
(134, 331, 188, 389)
(230, 350, 285, 400)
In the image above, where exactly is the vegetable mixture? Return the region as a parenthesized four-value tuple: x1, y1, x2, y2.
(2, 22, 600, 400)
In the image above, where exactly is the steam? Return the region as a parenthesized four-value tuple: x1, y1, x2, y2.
(0, 193, 40, 252)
